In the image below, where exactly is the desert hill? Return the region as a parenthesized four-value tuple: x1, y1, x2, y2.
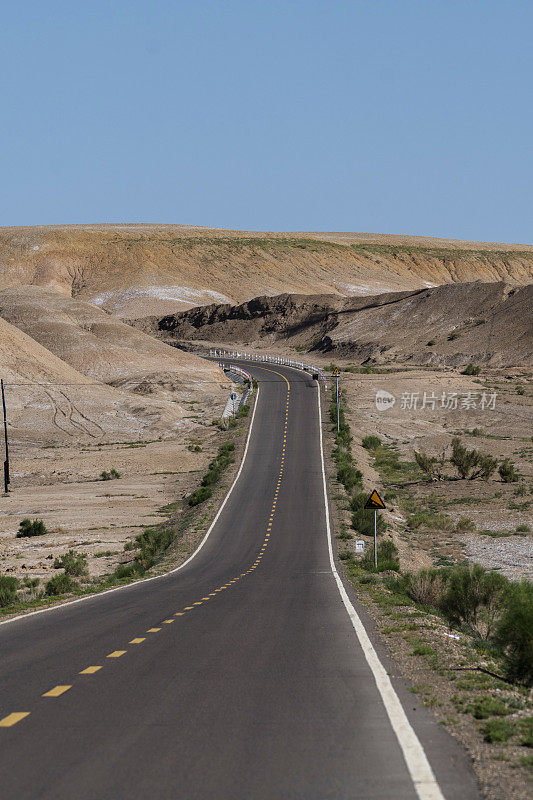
(0, 224, 532, 319)
(0, 316, 199, 446)
(143, 281, 533, 368)
(0, 286, 228, 402)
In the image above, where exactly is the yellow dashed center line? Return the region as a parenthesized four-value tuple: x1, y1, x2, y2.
(1, 369, 291, 737)
(43, 685, 71, 697)
(0, 713, 30, 727)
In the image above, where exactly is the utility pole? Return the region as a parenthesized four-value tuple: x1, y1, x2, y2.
(1, 380, 10, 494)
(334, 369, 340, 432)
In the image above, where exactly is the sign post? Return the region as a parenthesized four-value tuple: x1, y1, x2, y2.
(364, 489, 386, 568)
(1, 380, 9, 494)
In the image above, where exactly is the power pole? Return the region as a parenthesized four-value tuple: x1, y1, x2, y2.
(1, 380, 10, 494)
(334, 370, 340, 432)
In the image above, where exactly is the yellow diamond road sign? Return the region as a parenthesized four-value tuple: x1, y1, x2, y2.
(364, 489, 386, 510)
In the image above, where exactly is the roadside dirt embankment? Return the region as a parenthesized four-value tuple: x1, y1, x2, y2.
(136, 281, 533, 368)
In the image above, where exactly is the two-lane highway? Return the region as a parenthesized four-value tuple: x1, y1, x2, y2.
(0, 364, 479, 798)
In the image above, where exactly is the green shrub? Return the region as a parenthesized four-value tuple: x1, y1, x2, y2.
(472, 453, 498, 480)
(337, 463, 363, 492)
(187, 444, 202, 452)
(53, 550, 88, 577)
(462, 363, 481, 376)
(481, 718, 514, 743)
(0, 575, 20, 607)
(450, 438, 479, 479)
(439, 564, 508, 639)
(407, 511, 453, 531)
(516, 523, 531, 533)
(218, 442, 235, 455)
(426, 340, 436, 346)
(448, 331, 460, 341)
(100, 468, 121, 480)
(236, 404, 249, 418)
(495, 579, 533, 686)
(396, 568, 447, 607)
(188, 485, 212, 506)
(450, 438, 497, 480)
(465, 697, 510, 719)
(134, 528, 174, 570)
(361, 539, 400, 572)
(499, 458, 519, 483)
(22, 576, 40, 594)
(362, 435, 382, 451)
(45, 573, 76, 596)
(113, 563, 143, 580)
(201, 467, 221, 486)
(16, 518, 47, 538)
(411, 643, 436, 657)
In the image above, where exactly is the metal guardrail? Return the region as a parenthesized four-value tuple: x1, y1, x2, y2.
(206, 349, 328, 390)
(219, 364, 254, 412)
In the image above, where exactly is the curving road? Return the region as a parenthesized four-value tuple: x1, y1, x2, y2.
(0, 363, 479, 799)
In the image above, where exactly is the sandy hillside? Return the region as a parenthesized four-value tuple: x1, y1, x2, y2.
(136, 282, 533, 368)
(0, 316, 210, 447)
(0, 224, 531, 318)
(0, 286, 228, 403)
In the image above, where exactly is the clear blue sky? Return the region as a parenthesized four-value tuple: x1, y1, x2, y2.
(1, 0, 532, 243)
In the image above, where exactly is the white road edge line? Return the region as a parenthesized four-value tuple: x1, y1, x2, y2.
(0, 384, 261, 628)
(316, 384, 446, 800)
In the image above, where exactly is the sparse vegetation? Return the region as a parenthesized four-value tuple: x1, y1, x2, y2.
(499, 458, 519, 483)
(462, 363, 481, 376)
(188, 485, 213, 506)
(465, 697, 510, 719)
(0, 575, 20, 607)
(481, 718, 515, 744)
(16, 518, 47, 538)
(439, 564, 507, 639)
(53, 549, 88, 577)
(362, 435, 382, 451)
(450, 438, 497, 480)
(45, 572, 76, 596)
(361, 539, 400, 572)
(495, 579, 533, 686)
(100, 468, 121, 481)
(133, 528, 174, 571)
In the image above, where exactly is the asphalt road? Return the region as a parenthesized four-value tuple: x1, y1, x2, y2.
(0, 363, 480, 799)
